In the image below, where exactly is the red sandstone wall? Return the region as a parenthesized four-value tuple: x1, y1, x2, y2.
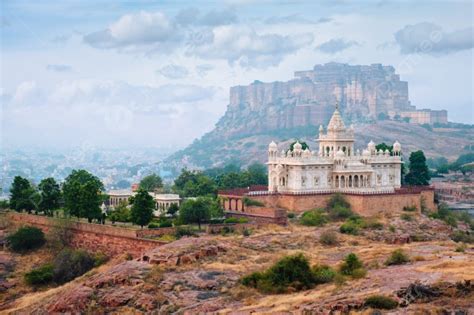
(252, 190, 435, 217)
(6, 212, 165, 258)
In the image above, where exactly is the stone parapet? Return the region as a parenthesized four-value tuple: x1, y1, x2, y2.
(5, 212, 165, 258)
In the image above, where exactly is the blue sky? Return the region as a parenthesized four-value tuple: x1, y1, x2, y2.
(1, 0, 473, 150)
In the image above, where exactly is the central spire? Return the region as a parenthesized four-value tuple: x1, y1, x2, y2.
(327, 102, 346, 131)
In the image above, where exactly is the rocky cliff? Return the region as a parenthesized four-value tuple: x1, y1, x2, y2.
(166, 63, 471, 170)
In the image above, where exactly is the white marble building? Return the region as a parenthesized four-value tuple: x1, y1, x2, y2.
(267, 106, 403, 194)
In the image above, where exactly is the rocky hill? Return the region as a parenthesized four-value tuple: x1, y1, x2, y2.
(165, 63, 472, 170)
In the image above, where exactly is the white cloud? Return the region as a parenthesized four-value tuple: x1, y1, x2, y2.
(157, 64, 189, 79)
(3, 79, 221, 148)
(394, 23, 474, 55)
(46, 64, 73, 72)
(84, 11, 181, 51)
(83, 10, 312, 68)
(187, 25, 314, 68)
(316, 38, 360, 54)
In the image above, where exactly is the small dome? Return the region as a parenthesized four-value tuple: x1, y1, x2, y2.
(393, 141, 401, 152)
(319, 125, 324, 132)
(269, 141, 277, 150)
(362, 149, 370, 156)
(377, 149, 383, 155)
(336, 149, 345, 158)
(294, 141, 302, 150)
(368, 140, 375, 149)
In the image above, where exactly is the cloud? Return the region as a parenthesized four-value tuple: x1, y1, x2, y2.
(83, 10, 310, 68)
(199, 9, 238, 26)
(46, 64, 73, 72)
(3, 80, 220, 148)
(175, 8, 238, 26)
(174, 7, 200, 26)
(8, 79, 214, 112)
(84, 11, 180, 51)
(264, 14, 331, 25)
(316, 38, 360, 54)
(187, 25, 314, 68)
(394, 22, 473, 55)
(157, 65, 189, 79)
(196, 64, 214, 77)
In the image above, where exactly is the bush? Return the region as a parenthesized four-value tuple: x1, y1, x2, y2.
(312, 265, 336, 284)
(363, 219, 384, 230)
(319, 230, 339, 246)
(159, 220, 173, 228)
(287, 212, 296, 219)
(403, 205, 417, 212)
(400, 213, 413, 221)
(300, 210, 327, 226)
(339, 222, 359, 235)
(242, 228, 251, 237)
(224, 217, 239, 224)
(53, 249, 95, 284)
(451, 231, 474, 244)
(364, 295, 398, 309)
(224, 217, 248, 224)
(24, 264, 54, 286)
(7, 226, 46, 252)
(241, 253, 317, 293)
(148, 222, 159, 229)
(327, 193, 350, 210)
(455, 244, 466, 252)
(242, 197, 264, 207)
(93, 252, 109, 267)
(339, 253, 364, 277)
(329, 205, 353, 220)
(351, 267, 367, 279)
(444, 215, 458, 227)
(174, 226, 196, 239)
(385, 249, 410, 266)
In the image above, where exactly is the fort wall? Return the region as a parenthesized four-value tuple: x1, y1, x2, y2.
(5, 212, 165, 258)
(222, 188, 435, 218)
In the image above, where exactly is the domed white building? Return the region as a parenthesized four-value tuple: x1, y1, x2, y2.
(267, 106, 403, 194)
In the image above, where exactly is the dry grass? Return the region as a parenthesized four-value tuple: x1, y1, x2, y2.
(3, 219, 474, 314)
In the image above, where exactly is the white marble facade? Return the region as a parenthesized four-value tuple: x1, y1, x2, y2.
(267, 106, 403, 194)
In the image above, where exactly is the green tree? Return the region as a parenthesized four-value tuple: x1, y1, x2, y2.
(38, 177, 61, 216)
(9, 176, 36, 213)
(109, 201, 131, 223)
(405, 151, 430, 186)
(243, 163, 268, 186)
(139, 173, 163, 192)
(178, 197, 212, 230)
(167, 203, 179, 217)
(289, 141, 309, 151)
(130, 189, 154, 228)
(62, 170, 104, 223)
(375, 143, 393, 154)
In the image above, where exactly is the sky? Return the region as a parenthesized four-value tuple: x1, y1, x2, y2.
(1, 0, 473, 151)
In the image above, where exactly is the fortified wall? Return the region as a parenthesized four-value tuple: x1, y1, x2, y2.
(250, 188, 435, 216)
(219, 187, 435, 218)
(4, 212, 165, 258)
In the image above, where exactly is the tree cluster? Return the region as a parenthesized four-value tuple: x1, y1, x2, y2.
(9, 170, 107, 223)
(10, 176, 61, 215)
(173, 163, 267, 197)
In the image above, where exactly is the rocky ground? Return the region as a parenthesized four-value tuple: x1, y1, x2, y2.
(1, 214, 473, 314)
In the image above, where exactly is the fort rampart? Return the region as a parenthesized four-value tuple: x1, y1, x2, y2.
(5, 212, 165, 258)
